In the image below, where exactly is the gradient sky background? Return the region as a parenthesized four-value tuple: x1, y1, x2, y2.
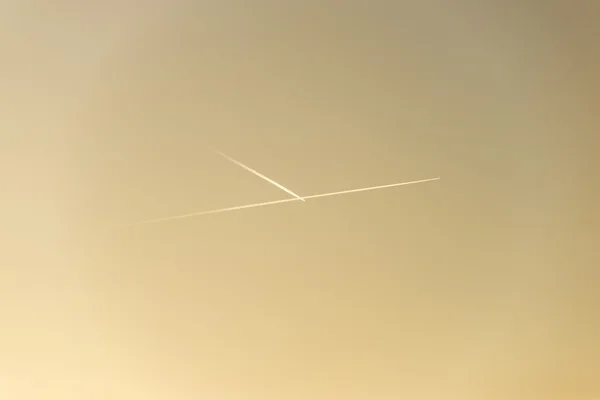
(1, 1, 598, 399)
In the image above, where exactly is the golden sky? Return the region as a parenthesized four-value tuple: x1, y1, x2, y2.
(1, 1, 598, 399)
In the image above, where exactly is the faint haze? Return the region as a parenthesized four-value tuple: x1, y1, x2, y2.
(1, 1, 598, 399)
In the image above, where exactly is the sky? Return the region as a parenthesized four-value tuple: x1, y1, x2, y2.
(1, 1, 598, 399)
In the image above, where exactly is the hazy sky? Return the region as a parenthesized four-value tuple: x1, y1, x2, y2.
(1, 1, 598, 399)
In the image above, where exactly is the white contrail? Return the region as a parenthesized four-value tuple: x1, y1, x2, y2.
(210, 147, 306, 202)
(126, 177, 440, 226)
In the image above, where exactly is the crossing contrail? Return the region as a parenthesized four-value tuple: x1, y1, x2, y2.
(126, 177, 440, 226)
(210, 147, 305, 202)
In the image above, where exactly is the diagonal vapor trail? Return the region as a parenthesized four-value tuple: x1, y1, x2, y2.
(210, 146, 305, 202)
(126, 177, 440, 226)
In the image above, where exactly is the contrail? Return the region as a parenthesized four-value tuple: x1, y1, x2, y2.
(210, 147, 305, 202)
(126, 177, 440, 226)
